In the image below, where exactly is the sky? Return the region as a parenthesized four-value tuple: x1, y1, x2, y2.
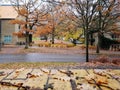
(0, 0, 11, 5)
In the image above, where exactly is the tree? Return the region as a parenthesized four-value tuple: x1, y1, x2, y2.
(70, 0, 99, 62)
(83, 0, 120, 53)
(68, 0, 120, 62)
(56, 18, 83, 42)
(94, 0, 120, 53)
(10, 0, 49, 49)
(42, 0, 69, 44)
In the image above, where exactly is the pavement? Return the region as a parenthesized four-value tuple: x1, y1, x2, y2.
(0, 44, 120, 55)
(0, 45, 21, 54)
(0, 68, 120, 90)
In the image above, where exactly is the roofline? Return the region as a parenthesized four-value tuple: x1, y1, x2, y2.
(0, 18, 15, 20)
(0, 4, 12, 6)
(0, 4, 18, 6)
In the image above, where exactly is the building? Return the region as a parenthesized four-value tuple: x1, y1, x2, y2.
(0, 5, 19, 44)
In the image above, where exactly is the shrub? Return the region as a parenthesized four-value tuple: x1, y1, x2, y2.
(38, 42, 51, 47)
(79, 38, 85, 43)
(96, 56, 109, 63)
(67, 43, 75, 47)
(111, 58, 120, 65)
(51, 43, 67, 48)
(79, 45, 96, 50)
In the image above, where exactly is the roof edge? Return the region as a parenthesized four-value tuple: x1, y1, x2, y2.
(0, 18, 15, 20)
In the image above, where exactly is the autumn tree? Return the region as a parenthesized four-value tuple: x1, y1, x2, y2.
(10, 0, 49, 49)
(55, 16, 83, 42)
(41, 0, 69, 44)
(94, 0, 120, 53)
(34, 22, 52, 38)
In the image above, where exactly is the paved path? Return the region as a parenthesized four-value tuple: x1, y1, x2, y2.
(0, 68, 119, 90)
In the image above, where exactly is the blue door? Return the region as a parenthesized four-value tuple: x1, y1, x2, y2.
(4, 35, 12, 43)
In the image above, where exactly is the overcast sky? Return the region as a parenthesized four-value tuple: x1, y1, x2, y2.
(0, 0, 11, 5)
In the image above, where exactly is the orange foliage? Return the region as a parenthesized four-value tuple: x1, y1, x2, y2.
(108, 6, 113, 11)
(103, 10, 109, 16)
(96, 6, 103, 11)
(35, 24, 52, 36)
(13, 32, 25, 38)
(18, 8, 28, 16)
(10, 19, 26, 25)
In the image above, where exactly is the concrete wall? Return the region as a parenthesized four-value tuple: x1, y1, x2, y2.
(1, 20, 18, 44)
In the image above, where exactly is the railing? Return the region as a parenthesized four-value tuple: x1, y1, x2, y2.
(110, 44, 120, 51)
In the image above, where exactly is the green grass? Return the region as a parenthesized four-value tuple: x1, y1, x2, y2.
(0, 62, 77, 69)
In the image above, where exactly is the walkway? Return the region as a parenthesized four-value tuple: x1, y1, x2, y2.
(0, 68, 119, 90)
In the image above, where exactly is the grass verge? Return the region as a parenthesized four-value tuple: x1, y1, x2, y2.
(0, 62, 77, 69)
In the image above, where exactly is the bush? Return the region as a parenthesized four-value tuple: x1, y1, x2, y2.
(38, 42, 51, 47)
(79, 38, 85, 43)
(79, 45, 96, 50)
(37, 42, 75, 48)
(67, 43, 75, 47)
(96, 56, 109, 63)
(51, 43, 67, 48)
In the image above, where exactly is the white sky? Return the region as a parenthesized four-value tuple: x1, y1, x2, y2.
(0, 0, 11, 5)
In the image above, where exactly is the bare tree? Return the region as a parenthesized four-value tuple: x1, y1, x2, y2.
(94, 0, 120, 53)
(66, 0, 120, 62)
(69, 0, 99, 62)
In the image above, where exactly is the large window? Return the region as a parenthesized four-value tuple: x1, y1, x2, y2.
(4, 35, 12, 43)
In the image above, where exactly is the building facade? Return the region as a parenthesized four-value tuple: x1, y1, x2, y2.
(0, 5, 19, 44)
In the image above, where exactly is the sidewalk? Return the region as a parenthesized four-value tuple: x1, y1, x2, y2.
(0, 68, 119, 90)
(0, 45, 22, 54)
(0, 45, 120, 56)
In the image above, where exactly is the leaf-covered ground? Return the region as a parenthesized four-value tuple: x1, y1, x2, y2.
(0, 62, 119, 69)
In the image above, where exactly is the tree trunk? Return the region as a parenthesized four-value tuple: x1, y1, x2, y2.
(51, 27, 55, 44)
(85, 30, 89, 62)
(25, 32, 29, 49)
(29, 34, 32, 44)
(29, 26, 33, 45)
(96, 32, 100, 53)
(90, 33, 94, 45)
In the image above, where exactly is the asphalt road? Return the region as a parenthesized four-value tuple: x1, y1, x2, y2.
(0, 53, 96, 63)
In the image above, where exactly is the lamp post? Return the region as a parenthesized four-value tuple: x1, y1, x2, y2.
(96, 0, 102, 53)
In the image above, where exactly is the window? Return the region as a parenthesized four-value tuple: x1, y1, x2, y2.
(4, 35, 12, 43)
